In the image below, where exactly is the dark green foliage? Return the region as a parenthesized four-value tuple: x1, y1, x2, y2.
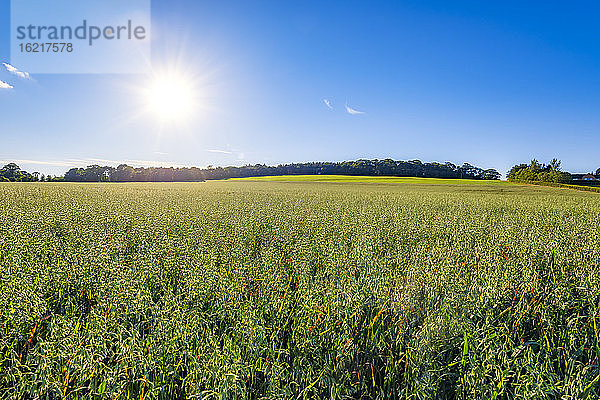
(508, 159, 572, 183)
(0, 163, 38, 182)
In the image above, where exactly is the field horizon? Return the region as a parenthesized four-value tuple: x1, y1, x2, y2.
(229, 175, 511, 185)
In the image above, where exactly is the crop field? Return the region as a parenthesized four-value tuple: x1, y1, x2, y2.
(1, 181, 599, 399)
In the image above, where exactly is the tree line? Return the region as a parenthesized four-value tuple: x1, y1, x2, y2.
(1, 160, 502, 182)
(60, 159, 501, 182)
(6, 159, 599, 185)
(0, 163, 64, 182)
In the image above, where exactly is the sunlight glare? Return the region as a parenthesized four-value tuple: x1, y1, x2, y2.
(147, 74, 196, 122)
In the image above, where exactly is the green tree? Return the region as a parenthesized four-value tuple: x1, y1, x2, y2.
(0, 163, 36, 182)
(0, 163, 21, 181)
(507, 159, 571, 183)
(113, 164, 136, 181)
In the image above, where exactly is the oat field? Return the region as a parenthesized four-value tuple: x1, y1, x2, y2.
(1, 181, 599, 399)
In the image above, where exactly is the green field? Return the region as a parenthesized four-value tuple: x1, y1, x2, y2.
(230, 175, 510, 185)
(1, 181, 599, 399)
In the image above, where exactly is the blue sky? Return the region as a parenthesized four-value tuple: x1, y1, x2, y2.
(1, 0, 599, 176)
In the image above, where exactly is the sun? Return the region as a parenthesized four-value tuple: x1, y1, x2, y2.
(146, 74, 196, 122)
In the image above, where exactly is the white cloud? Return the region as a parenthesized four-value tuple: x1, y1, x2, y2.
(0, 159, 74, 167)
(3, 63, 31, 80)
(2, 154, 261, 171)
(0, 80, 13, 89)
(345, 103, 365, 115)
(323, 98, 333, 110)
(66, 158, 189, 168)
(205, 149, 233, 154)
(0, 157, 190, 169)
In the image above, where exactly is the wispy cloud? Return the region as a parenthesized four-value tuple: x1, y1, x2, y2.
(66, 158, 189, 168)
(205, 149, 233, 154)
(0, 159, 74, 167)
(345, 103, 365, 115)
(1, 154, 255, 171)
(323, 98, 333, 110)
(0, 158, 193, 169)
(0, 80, 13, 90)
(3, 63, 31, 80)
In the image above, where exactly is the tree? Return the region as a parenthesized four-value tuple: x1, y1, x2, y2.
(0, 163, 36, 182)
(2, 163, 20, 172)
(113, 164, 135, 181)
(507, 159, 571, 183)
(0, 163, 21, 180)
(64, 168, 85, 182)
(83, 165, 112, 182)
(481, 169, 502, 180)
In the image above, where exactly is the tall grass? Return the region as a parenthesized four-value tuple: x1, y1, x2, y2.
(0, 182, 599, 399)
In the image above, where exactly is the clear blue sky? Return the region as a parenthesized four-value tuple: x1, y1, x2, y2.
(1, 0, 599, 176)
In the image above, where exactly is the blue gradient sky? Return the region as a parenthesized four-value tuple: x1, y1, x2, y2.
(1, 0, 599, 176)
